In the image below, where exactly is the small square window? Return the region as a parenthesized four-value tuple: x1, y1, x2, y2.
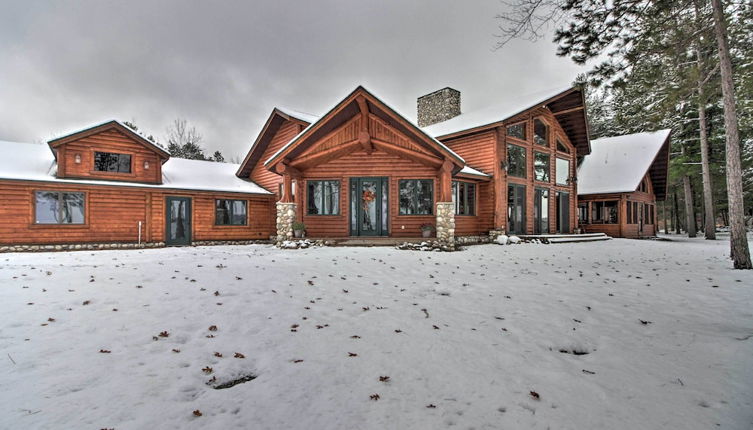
(506, 123, 526, 140)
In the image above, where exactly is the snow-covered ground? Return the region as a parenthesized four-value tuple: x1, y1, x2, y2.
(1, 238, 752, 430)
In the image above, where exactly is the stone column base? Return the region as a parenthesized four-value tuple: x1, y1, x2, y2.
(488, 229, 506, 241)
(276, 202, 297, 244)
(435, 202, 455, 250)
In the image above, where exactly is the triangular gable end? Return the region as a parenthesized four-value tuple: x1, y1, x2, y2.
(48, 120, 170, 162)
(264, 86, 465, 174)
(235, 108, 316, 178)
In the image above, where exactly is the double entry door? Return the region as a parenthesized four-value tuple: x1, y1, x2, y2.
(350, 177, 388, 236)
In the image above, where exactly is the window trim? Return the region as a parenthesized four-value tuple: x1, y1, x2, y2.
(533, 151, 551, 183)
(507, 143, 527, 179)
(306, 179, 341, 216)
(214, 199, 248, 226)
(533, 118, 549, 146)
(452, 181, 476, 216)
(555, 157, 570, 186)
(506, 121, 527, 142)
(92, 150, 133, 174)
(398, 179, 434, 216)
(31, 190, 88, 227)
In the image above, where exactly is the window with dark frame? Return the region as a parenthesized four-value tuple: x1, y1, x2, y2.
(556, 157, 570, 185)
(556, 139, 570, 153)
(627, 201, 633, 224)
(534, 119, 548, 146)
(507, 144, 526, 178)
(590, 201, 618, 224)
(578, 203, 588, 224)
(633, 202, 639, 224)
(215, 199, 247, 225)
(506, 122, 526, 140)
(399, 179, 433, 215)
(534, 152, 550, 182)
(94, 152, 131, 173)
(452, 181, 476, 216)
(307, 180, 340, 215)
(34, 191, 85, 224)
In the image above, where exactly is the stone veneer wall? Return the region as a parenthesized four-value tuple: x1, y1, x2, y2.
(417, 87, 461, 127)
(276, 202, 297, 243)
(0, 242, 165, 253)
(435, 202, 456, 249)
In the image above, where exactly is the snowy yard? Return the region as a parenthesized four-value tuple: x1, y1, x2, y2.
(1, 238, 752, 430)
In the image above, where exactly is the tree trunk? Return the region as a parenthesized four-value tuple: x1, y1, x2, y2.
(711, 0, 752, 268)
(673, 189, 682, 234)
(694, 0, 716, 240)
(683, 175, 697, 237)
(663, 201, 669, 234)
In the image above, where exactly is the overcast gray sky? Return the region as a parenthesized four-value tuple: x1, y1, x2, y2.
(0, 0, 586, 161)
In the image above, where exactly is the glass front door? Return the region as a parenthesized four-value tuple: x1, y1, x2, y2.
(534, 188, 549, 234)
(166, 197, 191, 246)
(556, 191, 570, 234)
(508, 184, 526, 235)
(350, 177, 388, 236)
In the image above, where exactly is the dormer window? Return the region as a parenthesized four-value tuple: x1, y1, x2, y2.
(94, 151, 131, 173)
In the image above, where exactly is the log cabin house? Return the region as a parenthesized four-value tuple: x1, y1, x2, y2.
(576, 130, 671, 238)
(0, 84, 668, 250)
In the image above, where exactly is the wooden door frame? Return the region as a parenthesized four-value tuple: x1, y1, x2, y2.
(349, 177, 388, 237)
(165, 196, 192, 246)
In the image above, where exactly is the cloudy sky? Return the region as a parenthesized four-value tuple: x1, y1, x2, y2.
(0, 0, 586, 161)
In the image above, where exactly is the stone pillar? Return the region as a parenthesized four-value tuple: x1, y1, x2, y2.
(276, 202, 297, 244)
(435, 202, 455, 250)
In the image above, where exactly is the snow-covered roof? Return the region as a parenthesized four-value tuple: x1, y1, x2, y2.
(422, 86, 573, 138)
(0, 140, 271, 194)
(577, 129, 671, 195)
(265, 85, 465, 167)
(458, 166, 490, 178)
(49, 119, 171, 158)
(275, 107, 320, 124)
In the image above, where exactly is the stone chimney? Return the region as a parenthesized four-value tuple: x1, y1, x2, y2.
(417, 87, 461, 127)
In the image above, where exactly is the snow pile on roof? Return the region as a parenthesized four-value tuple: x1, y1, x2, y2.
(0, 140, 270, 194)
(577, 129, 671, 195)
(422, 86, 572, 138)
(458, 166, 490, 177)
(276, 107, 320, 124)
(50, 119, 170, 156)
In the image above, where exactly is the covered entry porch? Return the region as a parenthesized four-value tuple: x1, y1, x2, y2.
(266, 87, 475, 246)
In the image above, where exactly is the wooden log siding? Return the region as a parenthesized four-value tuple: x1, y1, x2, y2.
(249, 120, 303, 197)
(578, 188, 658, 238)
(0, 180, 275, 245)
(496, 107, 579, 235)
(441, 130, 497, 235)
(57, 129, 163, 184)
(299, 150, 439, 238)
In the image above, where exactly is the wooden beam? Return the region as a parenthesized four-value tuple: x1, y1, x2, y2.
(439, 159, 454, 202)
(274, 161, 302, 178)
(289, 139, 361, 170)
(552, 106, 585, 116)
(371, 138, 443, 168)
(356, 96, 373, 154)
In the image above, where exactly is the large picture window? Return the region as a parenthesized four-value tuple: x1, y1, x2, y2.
(94, 152, 131, 173)
(215, 199, 247, 225)
(452, 181, 476, 216)
(534, 152, 550, 182)
(507, 144, 526, 178)
(506, 122, 526, 141)
(534, 119, 549, 146)
(35, 191, 85, 224)
(307, 180, 340, 215)
(399, 179, 433, 215)
(591, 201, 618, 224)
(556, 157, 570, 185)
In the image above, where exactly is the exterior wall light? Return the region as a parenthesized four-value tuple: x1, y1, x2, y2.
(144, 161, 150, 170)
(74, 154, 82, 164)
